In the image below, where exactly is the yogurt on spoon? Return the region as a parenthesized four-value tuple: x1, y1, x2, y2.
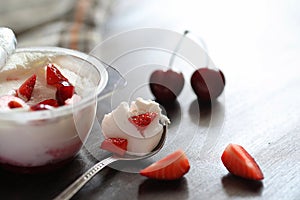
(101, 97, 170, 155)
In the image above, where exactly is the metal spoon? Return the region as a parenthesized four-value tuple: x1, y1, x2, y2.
(54, 125, 167, 200)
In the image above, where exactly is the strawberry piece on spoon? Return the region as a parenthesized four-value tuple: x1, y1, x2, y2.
(128, 112, 157, 136)
(100, 138, 128, 156)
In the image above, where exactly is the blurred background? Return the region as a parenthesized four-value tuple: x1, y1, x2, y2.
(1, 0, 300, 75)
(2, 0, 299, 106)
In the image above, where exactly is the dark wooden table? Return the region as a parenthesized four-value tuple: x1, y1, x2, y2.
(1, 0, 299, 199)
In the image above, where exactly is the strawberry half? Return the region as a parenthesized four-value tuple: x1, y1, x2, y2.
(100, 138, 128, 156)
(140, 149, 190, 180)
(30, 99, 59, 111)
(128, 112, 157, 136)
(221, 143, 264, 180)
(46, 63, 71, 87)
(16, 74, 36, 102)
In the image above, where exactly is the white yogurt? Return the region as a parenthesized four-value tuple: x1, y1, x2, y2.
(0, 51, 97, 168)
(0, 52, 90, 105)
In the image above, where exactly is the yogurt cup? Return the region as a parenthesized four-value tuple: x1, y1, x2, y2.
(0, 46, 124, 173)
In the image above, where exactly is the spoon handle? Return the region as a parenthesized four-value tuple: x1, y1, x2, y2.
(54, 156, 117, 200)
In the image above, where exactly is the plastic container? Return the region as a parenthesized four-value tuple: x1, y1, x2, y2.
(0, 46, 125, 173)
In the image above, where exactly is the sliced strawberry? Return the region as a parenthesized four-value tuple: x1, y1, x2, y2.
(30, 99, 59, 111)
(8, 101, 24, 109)
(46, 63, 77, 106)
(0, 95, 28, 111)
(129, 112, 157, 127)
(140, 149, 190, 180)
(46, 63, 71, 87)
(16, 74, 36, 102)
(55, 85, 75, 105)
(100, 138, 128, 156)
(221, 143, 264, 180)
(129, 112, 157, 136)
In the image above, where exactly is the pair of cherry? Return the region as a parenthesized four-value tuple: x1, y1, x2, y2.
(149, 67, 225, 104)
(149, 31, 225, 104)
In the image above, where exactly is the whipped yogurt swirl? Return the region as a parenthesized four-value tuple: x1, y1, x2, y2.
(101, 97, 170, 155)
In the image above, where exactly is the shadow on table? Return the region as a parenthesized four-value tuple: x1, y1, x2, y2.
(138, 177, 189, 200)
(0, 156, 88, 200)
(188, 98, 225, 155)
(158, 99, 181, 126)
(221, 174, 263, 197)
(188, 98, 225, 128)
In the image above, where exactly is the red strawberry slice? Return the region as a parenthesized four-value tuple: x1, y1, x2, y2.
(8, 101, 24, 109)
(16, 74, 36, 102)
(30, 99, 59, 111)
(0, 95, 28, 111)
(46, 63, 71, 87)
(46, 63, 76, 105)
(221, 143, 264, 180)
(55, 85, 75, 105)
(100, 138, 128, 156)
(140, 149, 190, 180)
(128, 112, 157, 136)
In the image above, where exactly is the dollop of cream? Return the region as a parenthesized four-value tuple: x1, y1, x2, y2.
(101, 97, 170, 155)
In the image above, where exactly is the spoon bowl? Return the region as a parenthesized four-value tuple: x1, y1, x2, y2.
(54, 125, 167, 200)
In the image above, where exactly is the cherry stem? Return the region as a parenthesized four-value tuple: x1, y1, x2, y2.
(168, 30, 189, 68)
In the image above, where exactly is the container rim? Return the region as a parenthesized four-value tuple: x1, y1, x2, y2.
(0, 46, 108, 122)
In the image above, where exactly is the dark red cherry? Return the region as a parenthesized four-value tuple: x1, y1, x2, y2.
(149, 69, 184, 103)
(190, 67, 225, 102)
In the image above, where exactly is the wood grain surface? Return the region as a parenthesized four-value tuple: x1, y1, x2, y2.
(0, 0, 299, 200)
